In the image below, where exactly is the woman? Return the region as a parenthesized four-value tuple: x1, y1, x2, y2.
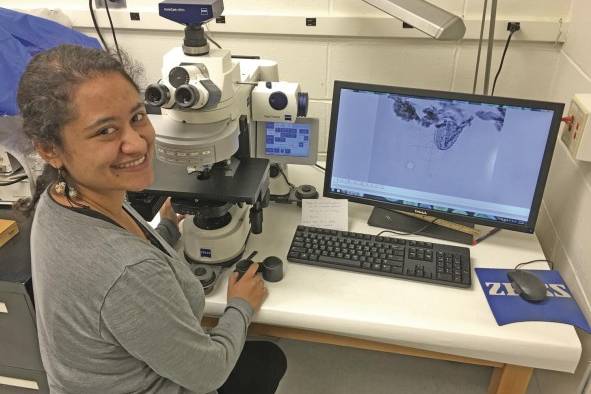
(17, 44, 286, 393)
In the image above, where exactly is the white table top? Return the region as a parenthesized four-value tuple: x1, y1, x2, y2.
(203, 165, 582, 373)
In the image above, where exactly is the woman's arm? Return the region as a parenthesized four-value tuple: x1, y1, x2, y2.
(99, 259, 253, 393)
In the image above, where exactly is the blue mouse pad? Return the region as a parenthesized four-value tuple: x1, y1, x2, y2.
(475, 268, 591, 333)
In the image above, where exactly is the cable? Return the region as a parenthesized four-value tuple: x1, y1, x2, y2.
(315, 164, 325, 171)
(204, 22, 222, 49)
(205, 32, 222, 49)
(104, 0, 123, 63)
(89, 0, 108, 50)
(491, 29, 516, 96)
(276, 165, 295, 188)
(514, 259, 554, 271)
(0, 175, 27, 186)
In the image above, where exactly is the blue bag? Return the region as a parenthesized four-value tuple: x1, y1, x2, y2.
(0, 7, 101, 116)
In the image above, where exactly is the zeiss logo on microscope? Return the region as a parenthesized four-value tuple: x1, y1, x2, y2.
(200, 249, 212, 258)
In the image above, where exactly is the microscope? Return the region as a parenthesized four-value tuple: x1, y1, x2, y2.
(132, 0, 309, 285)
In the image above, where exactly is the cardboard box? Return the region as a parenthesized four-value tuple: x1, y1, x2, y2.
(0, 219, 19, 248)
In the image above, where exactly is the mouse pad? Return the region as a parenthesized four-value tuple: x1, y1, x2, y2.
(475, 268, 591, 333)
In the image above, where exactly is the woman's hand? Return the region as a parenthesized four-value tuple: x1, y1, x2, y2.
(159, 197, 182, 225)
(227, 263, 268, 312)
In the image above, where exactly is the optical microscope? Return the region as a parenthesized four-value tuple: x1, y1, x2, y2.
(132, 0, 308, 285)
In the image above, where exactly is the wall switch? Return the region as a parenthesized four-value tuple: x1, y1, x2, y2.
(95, 0, 126, 9)
(561, 94, 591, 161)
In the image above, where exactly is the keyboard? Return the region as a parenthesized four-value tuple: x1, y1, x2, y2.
(287, 225, 471, 288)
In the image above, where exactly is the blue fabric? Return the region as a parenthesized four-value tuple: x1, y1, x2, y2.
(0, 7, 102, 116)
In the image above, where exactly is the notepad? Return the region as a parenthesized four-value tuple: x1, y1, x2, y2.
(301, 198, 348, 231)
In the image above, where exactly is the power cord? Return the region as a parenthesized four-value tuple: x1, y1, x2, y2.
(103, 0, 123, 63)
(204, 22, 222, 49)
(89, 0, 108, 50)
(0, 175, 27, 186)
(276, 165, 295, 188)
(491, 22, 521, 96)
(515, 259, 554, 271)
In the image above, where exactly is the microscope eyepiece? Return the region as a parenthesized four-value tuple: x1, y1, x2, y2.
(175, 84, 199, 108)
(144, 83, 170, 107)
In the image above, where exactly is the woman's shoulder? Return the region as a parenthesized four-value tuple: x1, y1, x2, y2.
(32, 190, 172, 276)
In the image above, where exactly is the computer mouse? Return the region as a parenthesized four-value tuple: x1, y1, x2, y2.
(507, 270, 547, 302)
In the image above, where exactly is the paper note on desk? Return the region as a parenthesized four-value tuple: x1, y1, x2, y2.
(301, 198, 348, 231)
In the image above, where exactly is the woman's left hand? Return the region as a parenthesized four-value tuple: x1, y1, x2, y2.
(159, 197, 182, 225)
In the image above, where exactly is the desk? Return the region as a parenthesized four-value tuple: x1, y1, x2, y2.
(201, 165, 582, 394)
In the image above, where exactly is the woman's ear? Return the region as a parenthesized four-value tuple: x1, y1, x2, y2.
(34, 142, 63, 169)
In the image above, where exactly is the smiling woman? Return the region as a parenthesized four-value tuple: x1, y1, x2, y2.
(14, 45, 285, 394)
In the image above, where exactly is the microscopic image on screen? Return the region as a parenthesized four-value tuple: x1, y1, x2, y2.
(331, 89, 555, 213)
(390, 95, 506, 150)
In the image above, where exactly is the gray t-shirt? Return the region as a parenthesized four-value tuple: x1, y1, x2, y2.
(31, 191, 254, 394)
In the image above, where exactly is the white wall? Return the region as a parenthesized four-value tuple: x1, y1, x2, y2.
(534, 0, 591, 391)
(0, 0, 568, 154)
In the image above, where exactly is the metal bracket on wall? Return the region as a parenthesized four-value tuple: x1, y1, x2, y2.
(95, 0, 127, 9)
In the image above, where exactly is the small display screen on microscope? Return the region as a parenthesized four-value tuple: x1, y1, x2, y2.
(265, 122, 310, 157)
(256, 117, 319, 165)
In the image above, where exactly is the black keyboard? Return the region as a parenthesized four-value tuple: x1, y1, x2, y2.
(287, 225, 471, 288)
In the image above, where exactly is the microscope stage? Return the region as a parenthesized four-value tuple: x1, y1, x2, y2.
(146, 157, 270, 204)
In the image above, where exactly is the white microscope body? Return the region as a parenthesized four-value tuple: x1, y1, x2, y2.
(143, 0, 308, 266)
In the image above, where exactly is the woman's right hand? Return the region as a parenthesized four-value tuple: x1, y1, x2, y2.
(227, 263, 268, 311)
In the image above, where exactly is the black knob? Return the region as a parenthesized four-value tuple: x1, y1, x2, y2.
(297, 92, 309, 117)
(269, 91, 288, 110)
(249, 205, 263, 234)
(169, 66, 190, 88)
(235, 259, 253, 280)
(262, 256, 284, 282)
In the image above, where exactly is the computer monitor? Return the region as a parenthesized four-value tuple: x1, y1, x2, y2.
(256, 117, 319, 165)
(324, 81, 564, 244)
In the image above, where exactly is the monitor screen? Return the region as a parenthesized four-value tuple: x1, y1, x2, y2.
(324, 81, 564, 234)
(256, 117, 319, 165)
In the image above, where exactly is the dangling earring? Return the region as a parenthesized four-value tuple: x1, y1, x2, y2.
(54, 167, 79, 199)
(54, 167, 66, 194)
(67, 183, 78, 199)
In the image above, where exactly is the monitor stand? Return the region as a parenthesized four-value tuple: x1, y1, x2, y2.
(367, 207, 474, 245)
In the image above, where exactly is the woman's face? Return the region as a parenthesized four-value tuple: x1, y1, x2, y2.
(56, 72, 155, 196)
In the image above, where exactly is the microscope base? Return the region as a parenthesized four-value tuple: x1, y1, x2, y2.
(182, 204, 250, 265)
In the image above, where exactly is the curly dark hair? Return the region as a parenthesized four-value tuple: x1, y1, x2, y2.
(14, 44, 143, 214)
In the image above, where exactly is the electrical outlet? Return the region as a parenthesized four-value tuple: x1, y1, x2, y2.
(95, 0, 126, 9)
(561, 94, 591, 161)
